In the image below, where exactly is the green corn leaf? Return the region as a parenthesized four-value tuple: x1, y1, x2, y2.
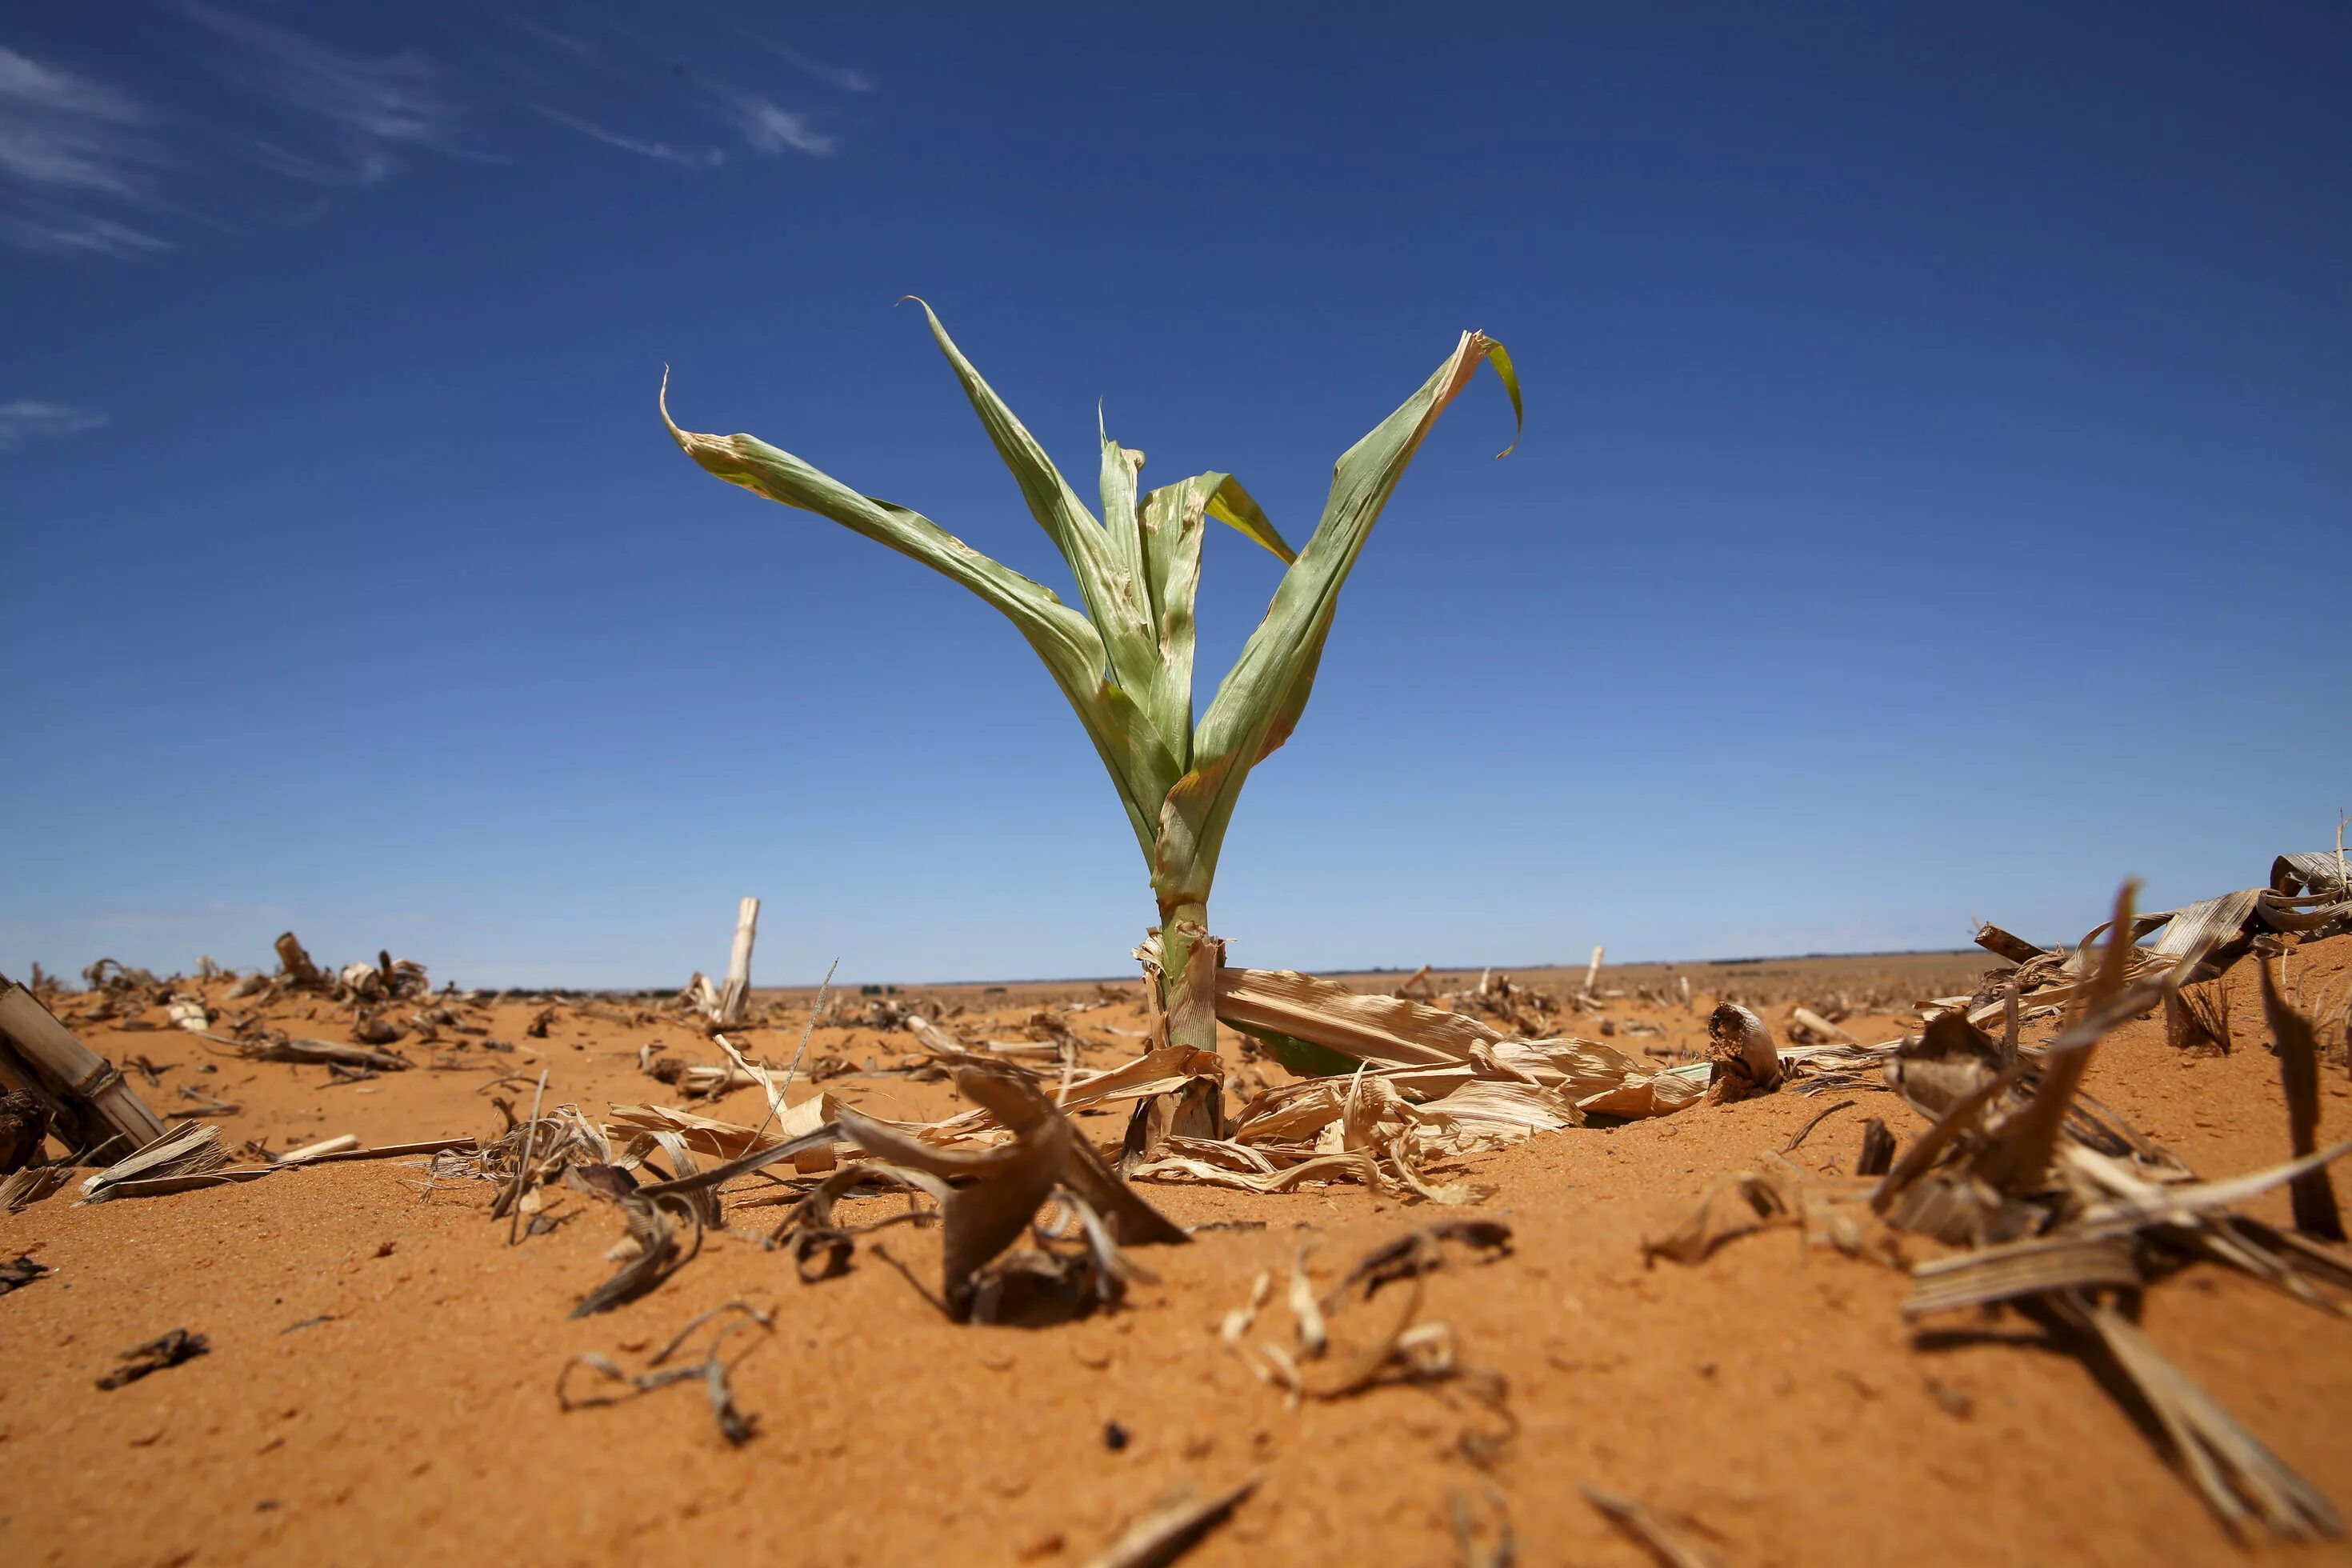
(1099, 433, 1293, 768)
(660, 373, 1172, 856)
(1229, 1021, 1362, 1079)
(1150, 331, 1519, 910)
(1118, 467, 1296, 773)
(1202, 474, 1295, 564)
(1132, 473, 1211, 760)
(906, 300, 1165, 729)
(1254, 598, 1332, 764)
(1483, 342, 1525, 458)
(1096, 411, 1149, 611)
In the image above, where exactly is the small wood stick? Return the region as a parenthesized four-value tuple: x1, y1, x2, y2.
(505, 1069, 549, 1245)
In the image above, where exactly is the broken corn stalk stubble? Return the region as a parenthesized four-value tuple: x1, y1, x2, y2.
(664, 302, 1521, 1047)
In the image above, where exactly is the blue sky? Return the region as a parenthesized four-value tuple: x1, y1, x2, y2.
(2, 2, 2345, 989)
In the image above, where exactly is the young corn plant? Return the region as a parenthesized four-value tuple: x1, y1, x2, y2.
(662, 302, 1518, 1056)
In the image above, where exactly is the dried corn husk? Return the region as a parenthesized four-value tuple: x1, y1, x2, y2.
(831, 1064, 1184, 1318)
(79, 1122, 229, 1203)
(607, 1094, 839, 1160)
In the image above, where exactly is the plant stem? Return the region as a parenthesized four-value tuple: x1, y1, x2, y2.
(1158, 897, 1219, 1054)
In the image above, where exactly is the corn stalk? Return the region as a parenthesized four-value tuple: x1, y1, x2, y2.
(664, 302, 1518, 1053)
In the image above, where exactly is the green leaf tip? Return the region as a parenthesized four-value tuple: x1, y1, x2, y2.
(657, 363, 694, 455)
(1476, 334, 1523, 458)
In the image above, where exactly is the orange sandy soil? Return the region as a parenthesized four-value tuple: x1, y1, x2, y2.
(5, 942, 2350, 1566)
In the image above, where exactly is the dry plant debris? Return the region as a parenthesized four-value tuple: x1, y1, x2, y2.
(213, 1036, 411, 1073)
(1, 1087, 50, 1174)
(79, 1122, 230, 1203)
(558, 1301, 774, 1446)
(1107, 957, 1709, 1205)
(0, 974, 168, 1160)
(2, 1253, 50, 1294)
(505, 1054, 1191, 1326)
(2259, 957, 2345, 1241)
(0, 1165, 71, 1211)
(1079, 1470, 1262, 1568)
(1940, 849, 2352, 1033)
(11, 854, 2346, 1559)
(770, 1160, 949, 1282)
(1321, 1218, 1514, 1305)
(1579, 1483, 1723, 1568)
(1703, 1003, 1784, 1102)
(835, 1063, 1189, 1322)
(1649, 878, 2352, 1539)
(96, 1328, 210, 1390)
(1447, 1482, 1515, 1568)
(1222, 1222, 1513, 1462)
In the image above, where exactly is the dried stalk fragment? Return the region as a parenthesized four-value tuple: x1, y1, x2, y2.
(1079, 1471, 1262, 1568)
(2063, 1295, 2342, 1540)
(284, 1134, 476, 1166)
(558, 1302, 774, 1446)
(2260, 958, 2345, 1241)
(273, 932, 323, 988)
(1703, 1005, 1782, 1102)
(1903, 1235, 2142, 1316)
(1643, 1169, 1797, 1265)
(1854, 1118, 1895, 1178)
(0, 976, 167, 1161)
(1781, 1098, 1856, 1153)
(714, 896, 759, 1026)
(1580, 1484, 1722, 1568)
(0, 1088, 46, 1174)
(1790, 1006, 1858, 1046)
(1305, 1274, 1459, 1398)
(1974, 922, 2050, 966)
(216, 1036, 410, 1072)
(278, 1134, 360, 1164)
(1322, 1218, 1514, 1309)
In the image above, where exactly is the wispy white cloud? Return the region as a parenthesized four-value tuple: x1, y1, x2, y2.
(0, 45, 156, 193)
(7, 14, 867, 258)
(530, 104, 726, 170)
(738, 34, 876, 94)
(180, 2, 463, 184)
(0, 214, 170, 256)
(507, 20, 862, 170)
(711, 88, 836, 158)
(0, 400, 111, 451)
